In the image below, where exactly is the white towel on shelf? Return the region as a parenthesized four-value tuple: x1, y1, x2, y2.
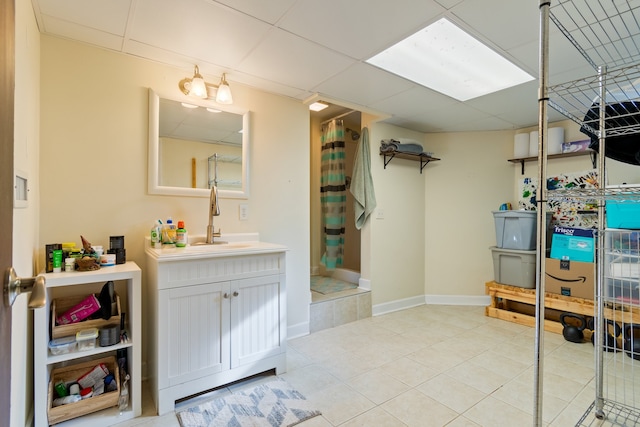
(350, 127, 377, 230)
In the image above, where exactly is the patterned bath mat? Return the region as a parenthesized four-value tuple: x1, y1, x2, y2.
(176, 378, 321, 427)
(310, 275, 357, 294)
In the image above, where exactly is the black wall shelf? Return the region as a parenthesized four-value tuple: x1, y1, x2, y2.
(508, 149, 596, 174)
(380, 151, 440, 174)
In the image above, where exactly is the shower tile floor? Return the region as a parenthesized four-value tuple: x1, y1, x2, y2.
(111, 304, 625, 427)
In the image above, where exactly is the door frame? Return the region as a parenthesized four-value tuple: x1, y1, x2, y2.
(0, 0, 16, 424)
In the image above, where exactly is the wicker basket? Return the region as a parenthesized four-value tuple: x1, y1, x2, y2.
(75, 256, 100, 271)
(51, 294, 121, 340)
(47, 356, 120, 425)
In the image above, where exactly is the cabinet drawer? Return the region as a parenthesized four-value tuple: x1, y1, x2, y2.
(157, 253, 284, 289)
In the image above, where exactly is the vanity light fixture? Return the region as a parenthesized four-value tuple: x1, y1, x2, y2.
(179, 66, 234, 104)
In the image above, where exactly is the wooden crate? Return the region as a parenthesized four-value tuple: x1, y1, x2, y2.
(51, 294, 121, 339)
(47, 356, 120, 425)
(485, 281, 595, 338)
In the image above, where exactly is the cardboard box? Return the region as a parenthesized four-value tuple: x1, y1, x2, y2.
(550, 226, 595, 262)
(545, 258, 594, 299)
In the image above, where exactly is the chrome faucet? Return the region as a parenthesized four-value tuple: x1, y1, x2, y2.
(206, 185, 221, 244)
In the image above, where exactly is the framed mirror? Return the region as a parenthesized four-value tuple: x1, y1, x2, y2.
(148, 88, 250, 198)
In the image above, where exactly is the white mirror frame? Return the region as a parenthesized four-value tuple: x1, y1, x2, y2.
(148, 88, 250, 199)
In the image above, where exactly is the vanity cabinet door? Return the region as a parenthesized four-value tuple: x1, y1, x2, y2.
(231, 274, 285, 368)
(158, 281, 231, 388)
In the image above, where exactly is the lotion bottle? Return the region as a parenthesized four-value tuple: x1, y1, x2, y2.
(176, 221, 188, 247)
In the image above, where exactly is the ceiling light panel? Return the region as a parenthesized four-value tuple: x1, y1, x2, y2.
(366, 18, 534, 101)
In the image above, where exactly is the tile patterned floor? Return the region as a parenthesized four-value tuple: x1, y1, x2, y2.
(112, 304, 636, 427)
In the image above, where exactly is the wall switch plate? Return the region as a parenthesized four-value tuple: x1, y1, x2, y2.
(239, 203, 249, 220)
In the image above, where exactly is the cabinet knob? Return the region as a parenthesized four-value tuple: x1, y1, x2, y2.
(223, 293, 230, 299)
(233, 291, 239, 297)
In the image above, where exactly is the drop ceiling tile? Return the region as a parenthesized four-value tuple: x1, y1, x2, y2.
(35, 0, 131, 35)
(370, 85, 459, 119)
(129, 0, 272, 67)
(41, 15, 125, 51)
(449, 0, 539, 51)
(278, 0, 445, 59)
(212, 0, 298, 24)
(467, 82, 538, 117)
(236, 28, 355, 90)
(312, 63, 415, 107)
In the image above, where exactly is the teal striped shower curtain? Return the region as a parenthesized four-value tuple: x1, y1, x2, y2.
(320, 120, 346, 270)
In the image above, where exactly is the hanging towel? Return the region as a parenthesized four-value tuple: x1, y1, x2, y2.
(350, 127, 377, 230)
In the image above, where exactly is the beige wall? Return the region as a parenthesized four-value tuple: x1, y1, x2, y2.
(39, 36, 311, 344)
(367, 122, 427, 310)
(423, 129, 514, 303)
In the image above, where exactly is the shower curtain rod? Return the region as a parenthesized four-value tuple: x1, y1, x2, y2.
(321, 109, 357, 125)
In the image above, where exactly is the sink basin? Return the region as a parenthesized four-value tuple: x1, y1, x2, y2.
(185, 242, 254, 251)
(145, 233, 286, 259)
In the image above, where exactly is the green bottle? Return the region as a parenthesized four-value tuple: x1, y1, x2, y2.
(176, 221, 188, 247)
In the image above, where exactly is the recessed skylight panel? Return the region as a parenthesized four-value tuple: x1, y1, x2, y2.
(366, 18, 534, 101)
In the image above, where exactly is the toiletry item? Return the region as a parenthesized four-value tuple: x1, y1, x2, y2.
(107, 248, 126, 264)
(77, 362, 109, 389)
(54, 381, 68, 398)
(56, 294, 101, 325)
(109, 235, 125, 250)
(52, 250, 63, 273)
(150, 222, 161, 248)
(61, 242, 76, 261)
(162, 218, 177, 245)
(80, 387, 93, 399)
(45, 243, 62, 273)
(64, 258, 75, 272)
(176, 221, 188, 247)
(94, 245, 104, 258)
(69, 384, 80, 395)
(119, 374, 130, 410)
(100, 254, 116, 266)
(53, 395, 81, 407)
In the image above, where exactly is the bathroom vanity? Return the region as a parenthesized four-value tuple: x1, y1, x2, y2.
(144, 235, 287, 415)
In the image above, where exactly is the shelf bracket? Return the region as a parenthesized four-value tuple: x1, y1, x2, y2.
(382, 152, 395, 169)
(419, 158, 430, 174)
(518, 159, 525, 175)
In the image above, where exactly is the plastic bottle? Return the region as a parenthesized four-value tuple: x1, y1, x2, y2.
(150, 221, 162, 248)
(162, 218, 177, 245)
(175, 221, 188, 247)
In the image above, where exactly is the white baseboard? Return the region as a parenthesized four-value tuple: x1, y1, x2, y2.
(425, 294, 491, 306)
(372, 295, 426, 316)
(287, 321, 310, 340)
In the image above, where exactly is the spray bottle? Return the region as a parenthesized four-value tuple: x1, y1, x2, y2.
(150, 221, 162, 248)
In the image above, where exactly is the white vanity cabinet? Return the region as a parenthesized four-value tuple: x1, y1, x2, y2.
(145, 242, 287, 415)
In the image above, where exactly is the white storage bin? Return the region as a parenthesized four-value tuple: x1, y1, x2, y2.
(490, 246, 537, 289)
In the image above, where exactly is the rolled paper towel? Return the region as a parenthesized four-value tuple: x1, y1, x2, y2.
(529, 131, 539, 157)
(514, 133, 529, 158)
(548, 127, 564, 154)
